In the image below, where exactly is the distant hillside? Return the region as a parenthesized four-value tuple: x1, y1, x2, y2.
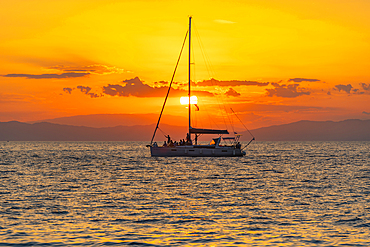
(1, 119, 370, 141)
(0, 121, 187, 141)
(242, 119, 370, 141)
(29, 114, 187, 128)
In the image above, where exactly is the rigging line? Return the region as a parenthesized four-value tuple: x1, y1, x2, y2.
(224, 104, 235, 134)
(199, 96, 220, 129)
(192, 23, 217, 130)
(193, 23, 224, 130)
(209, 83, 228, 131)
(224, 98, 240, 134)
(194, 23, 233, 134)
(241, 137, 255, 151)
(193, 23, 231, 132)
(213, 83, 231, 132)
(150, 30, 189, 145)
(199, 38, 229, 130)
(196, 22, 239, 136)
(194, 24, 214, 79)
(157, 127, 168, 137)
(230, 108, 255, 139)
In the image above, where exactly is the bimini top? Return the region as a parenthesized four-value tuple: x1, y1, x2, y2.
(189, 128, 229, 135)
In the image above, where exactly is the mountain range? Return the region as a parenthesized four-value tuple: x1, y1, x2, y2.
(1, 116, 370, 141)
(27, 114, 187, 128)
(250, 119, 370, 141)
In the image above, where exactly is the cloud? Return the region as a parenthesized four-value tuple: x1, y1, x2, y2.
(360, 83, 370, 91)
(154, 81, 170, 85)
(214, 19, 236, 24)
(335, 84, 352, 94)
(362, 111, 370, 115)
(3, 73, 89, 79)
(225, 88, 241, 97)
(288, 78, 320, 82)
(266, 83, 311, 98)
(196, 78, 269, 87)
(77, 86, 91, 94)
(103, 77, 164, 97)
(62, 85, 102, 98)
(48, 64, 125, 75)
(352, 89, 363, 94)
(76, 85, 103, 98)
(102, 77, 214, 98)
(88, 93, 101, 98)
(63, 88, 72, 94)
(2, 63, 124, 80)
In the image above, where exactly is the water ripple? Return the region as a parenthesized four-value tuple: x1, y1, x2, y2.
(0, 141, 369, 245)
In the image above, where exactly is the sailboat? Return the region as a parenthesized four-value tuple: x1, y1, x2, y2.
(148, 17, 253, 157)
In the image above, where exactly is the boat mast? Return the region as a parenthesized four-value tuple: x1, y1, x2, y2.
(188, 16, 192, 140)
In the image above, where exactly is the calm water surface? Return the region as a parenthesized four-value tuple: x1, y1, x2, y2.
(0, 141, 369, 246)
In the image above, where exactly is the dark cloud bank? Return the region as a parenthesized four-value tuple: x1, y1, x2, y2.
(48, 64, 123, 75)
(101, 77, 274, 98)
(266, 83, 310, 98)
(335, 84, 353, 94)
(102, 77, 214, 98)
(4, 73, 89, 79)
(62, 77, 317, 99)
(63, 86, 100, 98)
(288, 78, 320, 82)
(360, 83, 370, 91)
(332, 83, 370, 95)
(225, 88, 241, 97)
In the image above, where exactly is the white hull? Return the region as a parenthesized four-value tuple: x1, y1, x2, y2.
(150, 145, 245, 157)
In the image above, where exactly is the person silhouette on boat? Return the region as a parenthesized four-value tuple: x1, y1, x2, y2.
(165, 135, 171, 144)
(236, 142, 241, 149)
(186, 133, 191, 145)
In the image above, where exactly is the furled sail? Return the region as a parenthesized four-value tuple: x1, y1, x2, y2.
(189, 128, 229, 135)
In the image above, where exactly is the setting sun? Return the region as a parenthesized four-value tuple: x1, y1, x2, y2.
(180, 96, 198, 105)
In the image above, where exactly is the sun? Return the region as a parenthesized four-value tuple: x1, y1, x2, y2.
(180, 96, 198, 105)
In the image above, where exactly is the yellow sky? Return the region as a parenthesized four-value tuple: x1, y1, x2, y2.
(1, 0, 370, 128)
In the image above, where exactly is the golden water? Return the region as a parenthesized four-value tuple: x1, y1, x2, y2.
(0, 141, 369, 246)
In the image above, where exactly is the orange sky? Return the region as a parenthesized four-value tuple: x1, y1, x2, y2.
(1, 0, 370, 129)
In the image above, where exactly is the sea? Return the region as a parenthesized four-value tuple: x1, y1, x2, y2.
(0, 141, 369, 246)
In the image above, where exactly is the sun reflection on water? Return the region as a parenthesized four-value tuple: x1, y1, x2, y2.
(0, 141, 369, 245)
